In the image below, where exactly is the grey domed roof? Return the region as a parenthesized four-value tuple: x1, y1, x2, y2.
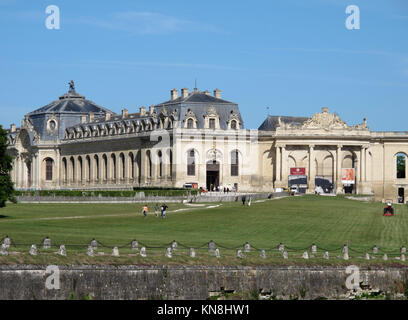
(28, 81, 113, 115)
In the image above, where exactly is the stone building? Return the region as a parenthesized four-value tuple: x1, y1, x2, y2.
(6, 81, 408, 202)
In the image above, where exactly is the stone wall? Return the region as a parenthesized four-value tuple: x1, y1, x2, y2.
(0, 265, 407, 300)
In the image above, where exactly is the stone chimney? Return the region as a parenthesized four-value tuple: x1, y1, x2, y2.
(89, 112, 94, 123)
(214, 88, 221, 99)
(10, 124, 16, 133)
(171, 88, 178, 100)
(181, 87, 189, 99)
(81, 115, 87, 124)
(204, 90, 210, 95)
(105, 113, 111, 121)
(122, 108, 128, 118)
(140, 106, 146, 117)
(149, 105, 155, 115)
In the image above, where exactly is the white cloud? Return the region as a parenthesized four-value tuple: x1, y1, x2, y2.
(75, 11, 223, 35)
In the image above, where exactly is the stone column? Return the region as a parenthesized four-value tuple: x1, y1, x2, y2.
(140, 149, 146, 185)
(275, 145, 281, 186)
(308, 145, 315, 192)
(336, 145, 343, 193)
(281, 145, 288, 186)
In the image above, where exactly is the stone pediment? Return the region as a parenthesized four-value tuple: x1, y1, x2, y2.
(277, 107, 368, 132)
(301, 107, 348, 130)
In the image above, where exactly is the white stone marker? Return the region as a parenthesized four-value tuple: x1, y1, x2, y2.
(29, 244, 38, 256)
(383, 254, 388, 261)
(86, 246, 94, 257)
(237, 250, 243, 258)
(365, 253, 370, 260)
(171, 240, 178, 251)
(323, 251, 329, 260)
(140, 247, 147, 257)
(190, 248, 196, 258)
(311, 244, 317, 253)
(165, 247, 172, 258)
(112, 247, 120, 257)
(401, 246, 406, 254)
(131, 240, 138, 251)
(208, 241, 216, 253)
(401, 254, 406, 262)
(260, 250, 266, 259)
(302, 251, 309, 259)
(244, 242, 251, 253)
(283, 251, 288, 259)
(0, 244, 8, 256)
(215, 248, 220, 258)
(343, 252, 349, 260)
(3, 236, 11, 249)
(58, 245, 66, 256)
(90, 239, 98, 249)
(42, 237, 51, 249)
(372, 246, 378, 254)
(278, 243, 285, 252)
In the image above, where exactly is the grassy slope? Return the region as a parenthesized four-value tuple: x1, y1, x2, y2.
(0, 195, 407, 265)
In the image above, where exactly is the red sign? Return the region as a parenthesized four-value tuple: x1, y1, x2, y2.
(290, 167, 306, 175)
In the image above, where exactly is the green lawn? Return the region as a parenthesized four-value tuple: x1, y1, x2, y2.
(0, 195, 407, 265)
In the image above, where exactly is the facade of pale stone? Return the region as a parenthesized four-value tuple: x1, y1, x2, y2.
(6, 82, 408, 203)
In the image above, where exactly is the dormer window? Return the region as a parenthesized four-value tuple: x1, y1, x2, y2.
(231, 120, 237, 130)
(187, 118, 194, 129)
(209, 118, 216, 129)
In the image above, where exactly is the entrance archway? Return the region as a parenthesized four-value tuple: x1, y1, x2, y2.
(206, 160, 219, 191)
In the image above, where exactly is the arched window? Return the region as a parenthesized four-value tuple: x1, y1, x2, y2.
(94, 155, 100, 181)
(147, 151, 152, 178)
(187, 118, 194, 129)
(397, 153, 406, 178)
(102, 154, 108, 180)
(45, 158, 53, 181)
(129, 152, 135, 180)
(158, 151, 163, 178)
(231, 150, 239, 176)
(231, 120, 237, 130)
(187, 149, 196, 176)
(62, 158, 67, 183)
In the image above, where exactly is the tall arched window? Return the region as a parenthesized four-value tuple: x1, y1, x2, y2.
(129, 152, 135, 180)
(94, 155, 100, 181)
(111, 154, 117, 180)
(78, 156, 83, 182)
(45, 158, 53, 181)
(146, 150, 152, 178)
(397, 153, 406, 178)
(158, 151, 163, 178)
(231, 150, 239, 176)
(102, 154, 108, 180)
(187, 149, 196, 176)
(187, 118, 194, 129)
(62, 158, 67, 183)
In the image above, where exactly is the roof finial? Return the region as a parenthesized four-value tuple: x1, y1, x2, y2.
(69, 80, 75, 92)
(194, 78, 198, 92)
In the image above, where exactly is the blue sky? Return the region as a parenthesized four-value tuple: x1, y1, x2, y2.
(0, 0, 407, 131)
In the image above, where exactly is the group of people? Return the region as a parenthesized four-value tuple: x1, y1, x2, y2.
(142, 203, 168, 218)
(208, 185, 235, 193)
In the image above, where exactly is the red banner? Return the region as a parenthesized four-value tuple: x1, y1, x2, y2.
(290, 167, 306, 175)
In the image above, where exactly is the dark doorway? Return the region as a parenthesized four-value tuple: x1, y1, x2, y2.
(206, 160, 220, 191)
(344, 185, 354, 194)
(398, 187, 404, 203)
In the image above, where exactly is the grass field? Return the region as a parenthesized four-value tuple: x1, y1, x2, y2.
(0, 195, 407, 266)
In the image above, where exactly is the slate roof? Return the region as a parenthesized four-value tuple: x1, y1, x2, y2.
(28, 88, 113, 115)
(156, 90, 235, 106)
(258, 115, 309, 131)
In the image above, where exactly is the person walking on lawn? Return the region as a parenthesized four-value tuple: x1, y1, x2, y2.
(142, 205, 148, 218)
(161, 203, 168, 219)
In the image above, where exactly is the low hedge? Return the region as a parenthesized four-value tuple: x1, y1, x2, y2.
(15, 189, 199, 198)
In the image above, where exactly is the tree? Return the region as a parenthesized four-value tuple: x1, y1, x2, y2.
(0, 125, 16, 207)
